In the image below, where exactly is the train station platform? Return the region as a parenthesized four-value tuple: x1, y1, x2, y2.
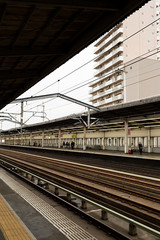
(0, 168, 97, 240)
(0, 194, 34, 240)
(40, 146, 160, 162)
(1, 144, 160, 162)
(36, 145, 160, 162)
(82, 149, 160, 161)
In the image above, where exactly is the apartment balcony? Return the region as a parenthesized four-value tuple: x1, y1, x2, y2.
(90, 91, 106, 102)
(89, 72, 123, 88)
(89, 82, 106, 94)
(91, 80, 106, 91)
(94, 23, 123, 46)
(93, 94, 123, 107)
(89, 75, 123, 94)
(90, 84, 123, 101)
(94, 52, 112, 68)
(94, 56, 123, 77)
(94, 46, 123, 69)
(94, 37, 123, 57)
(94, 28, 123, 54)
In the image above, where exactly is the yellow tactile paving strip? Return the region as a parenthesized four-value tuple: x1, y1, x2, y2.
(0, 195, 34, 240)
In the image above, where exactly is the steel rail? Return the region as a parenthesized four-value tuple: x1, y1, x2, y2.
(0, 147, 159, 182)
(0, 158, 160, 238)
(0, 150, 159, 201)
(0, 151, 159, 217)
(1, 151, 159, 204)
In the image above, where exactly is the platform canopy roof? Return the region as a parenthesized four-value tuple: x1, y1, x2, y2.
(0, 0, 149, 110)
(2, 95, 160, 135)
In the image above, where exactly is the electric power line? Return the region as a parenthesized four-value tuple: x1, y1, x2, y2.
(30, 15, 160, 97)
(8, 15, 160, 114)
(24, 46, 160, 112)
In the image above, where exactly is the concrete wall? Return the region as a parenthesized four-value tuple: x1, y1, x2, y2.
(123, 0, 157, 63)
(125, 58, 160, 102)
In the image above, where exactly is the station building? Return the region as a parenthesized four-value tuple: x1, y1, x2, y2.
(1, 1, 160, 154)
(1, 96, 160, 154)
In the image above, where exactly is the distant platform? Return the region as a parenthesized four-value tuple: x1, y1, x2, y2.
(1, 144, 159, 162)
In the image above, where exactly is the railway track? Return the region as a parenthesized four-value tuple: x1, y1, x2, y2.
(0, 148, 159, 233)
(2, 145, 160, 178)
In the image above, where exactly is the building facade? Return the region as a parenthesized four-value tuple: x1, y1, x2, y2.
(90, 0, 160, 107)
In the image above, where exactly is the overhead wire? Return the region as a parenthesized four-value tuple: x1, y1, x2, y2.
(30, 15, 160, 97)
(24, 46, 160, 112)
(7, 14, 160, 116)
(32, 55, 95, 96)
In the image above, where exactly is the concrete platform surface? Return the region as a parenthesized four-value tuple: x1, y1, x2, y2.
(0, 169, 98, 240)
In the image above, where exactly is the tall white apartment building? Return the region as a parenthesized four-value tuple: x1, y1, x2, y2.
(90, 0, 160, 107)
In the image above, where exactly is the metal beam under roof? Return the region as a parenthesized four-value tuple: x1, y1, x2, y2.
(11, 93, 100, 112)
(0, 0, 149, 110)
